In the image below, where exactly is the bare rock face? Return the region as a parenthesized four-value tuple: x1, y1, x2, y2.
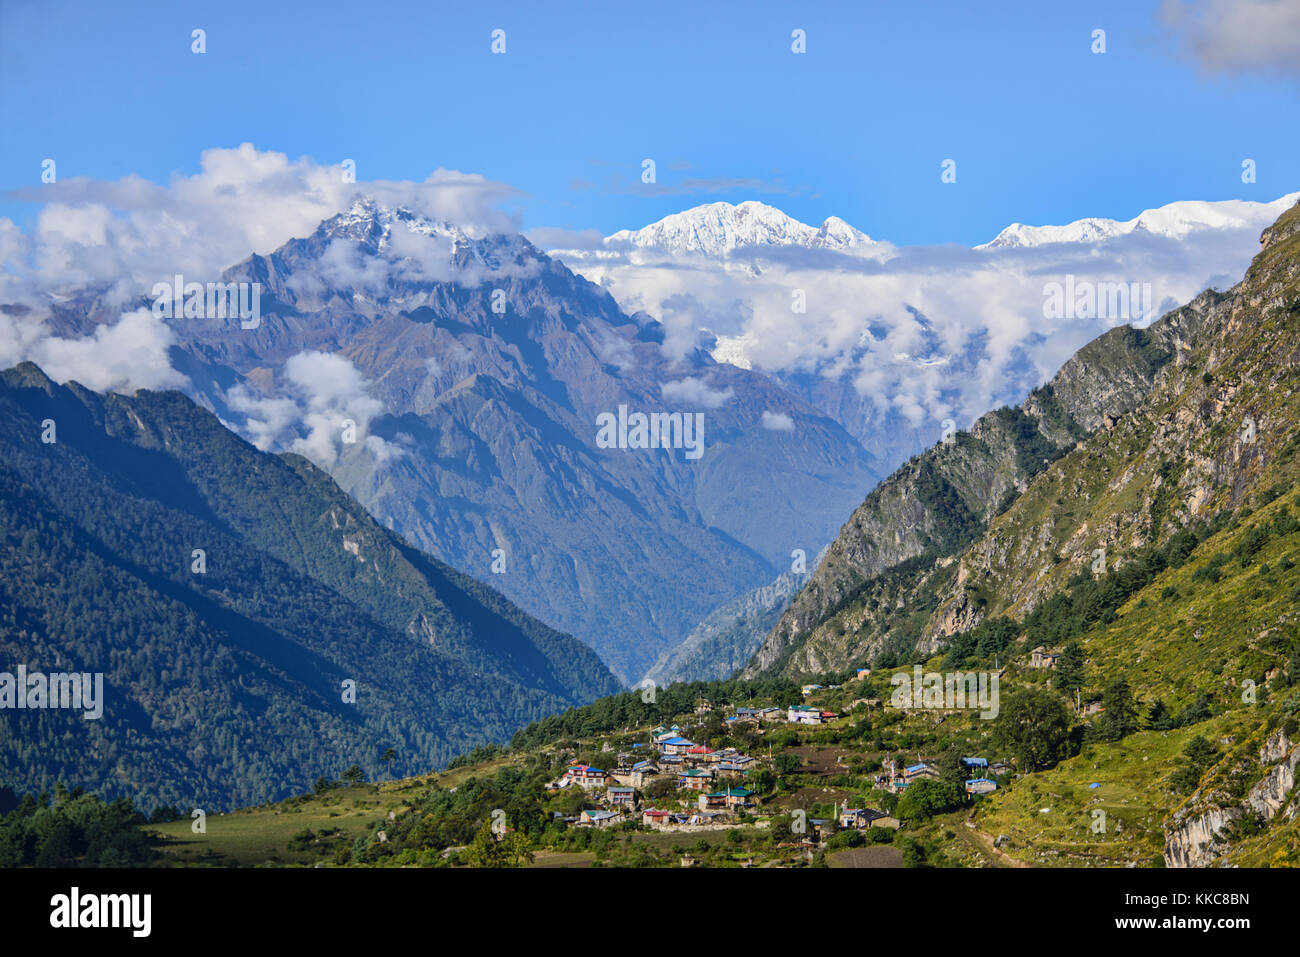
(1259, 727, 1293, 764)
(744, 317, 1190, 678)
(1164, 805, 1241, 868)
(1164, 729, 1300, 867)
(1247, 731, 1299, 821)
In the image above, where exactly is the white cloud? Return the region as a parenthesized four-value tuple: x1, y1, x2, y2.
(1161, 0, 1300, 76)
(229, 350, 401, 469)
(761, 410, 795, 431)
(554, 198, 1294, 445)
(0, 306, 187, 394)
(661, 376, 734, 409)
(3, 144, 521, 295)
(316, 239, 395, 293)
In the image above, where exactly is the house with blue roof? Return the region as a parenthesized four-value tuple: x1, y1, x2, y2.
(659, 736, 696, 755)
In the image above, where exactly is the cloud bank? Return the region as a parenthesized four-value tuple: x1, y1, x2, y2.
(552, 195, 1296, 445)
(3, 144, 521, 299)
(3, 143, 1294, 478)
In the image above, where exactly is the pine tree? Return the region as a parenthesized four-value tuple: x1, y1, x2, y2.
(1055, 639, 1086, 694)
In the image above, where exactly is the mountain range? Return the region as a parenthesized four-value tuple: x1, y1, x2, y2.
(39, 199, 880, 683)
(746, 196, 1300, 683)
(552, 194, 1296, 476)
(978, 192, 1300, 249)
(15, 190, 1299, 695)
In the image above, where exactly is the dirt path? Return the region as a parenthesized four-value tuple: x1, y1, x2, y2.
(961, 817, 1031, 868)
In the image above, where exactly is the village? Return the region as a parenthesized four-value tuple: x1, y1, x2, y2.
(542, 675, 1006, 846)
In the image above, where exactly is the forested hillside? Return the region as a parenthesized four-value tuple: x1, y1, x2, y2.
(0, 363, 618, 812)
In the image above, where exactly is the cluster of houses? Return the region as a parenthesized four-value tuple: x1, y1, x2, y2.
(570, 800, 757, 830)
(545, 725, 764, 829)
(874, 757, 1006, 795)
(651, 727, 758, 779)
(723, 705, 840, 726)
(543, 688, 1008, 837)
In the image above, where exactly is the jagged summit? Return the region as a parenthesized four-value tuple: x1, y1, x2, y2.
(313, 196, 534, 271)
(607, 200, 875, 255)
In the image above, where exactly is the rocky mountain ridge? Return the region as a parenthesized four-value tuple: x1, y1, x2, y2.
(747, 198, 1300, 679)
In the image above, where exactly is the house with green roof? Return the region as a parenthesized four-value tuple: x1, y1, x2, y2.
(699, 786, 755, 810)
(678, 768, 714, 791)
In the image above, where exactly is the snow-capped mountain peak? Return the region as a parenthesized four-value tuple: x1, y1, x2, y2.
(978, 192, 1300, 250)
(316, 197, 532, 270)
(814, 215, 873, 249)
(606, 200, 874, 255)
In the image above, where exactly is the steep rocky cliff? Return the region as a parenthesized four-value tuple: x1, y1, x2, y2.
(1165, 727, 1300, 867)
(743, 320, 1188, 676)
(747, 199, 1300, 680)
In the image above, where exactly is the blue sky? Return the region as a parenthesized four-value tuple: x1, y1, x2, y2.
(2, 0, 1298, 245)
